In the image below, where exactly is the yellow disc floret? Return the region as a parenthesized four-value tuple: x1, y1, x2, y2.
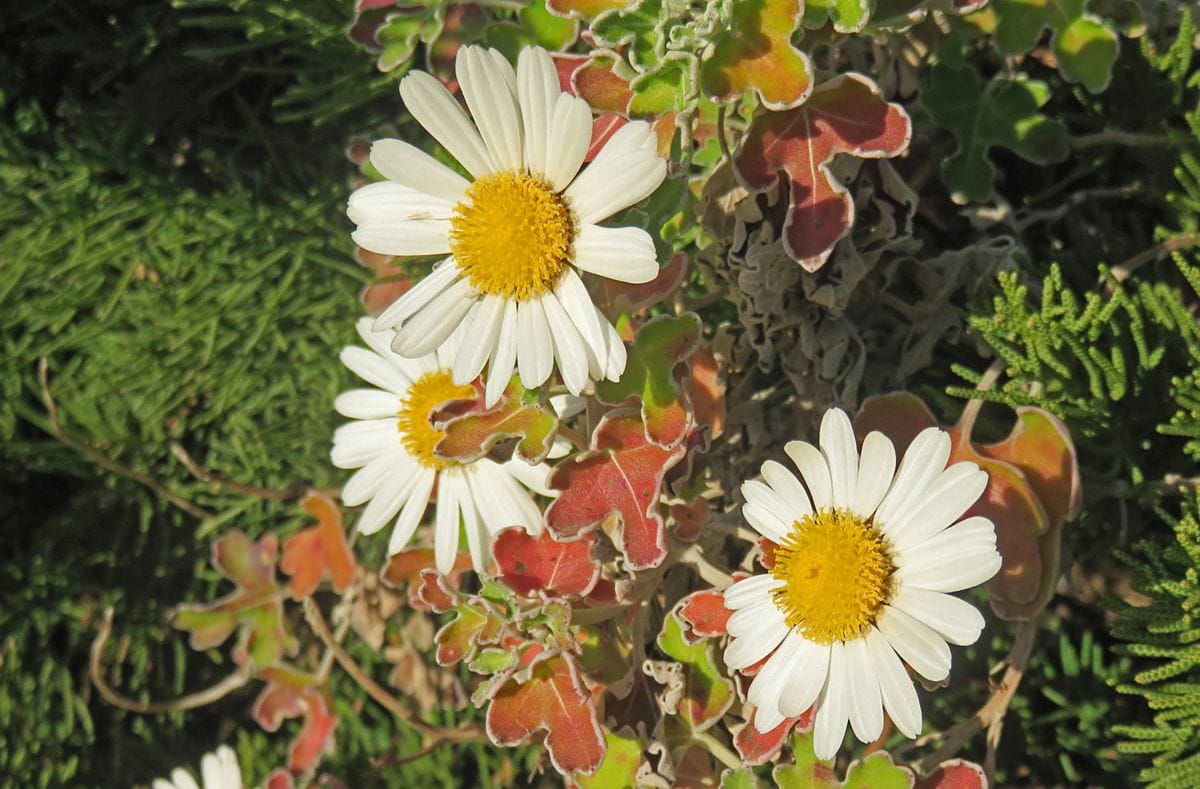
(449, 172, 573, 301)
(770, 509, 895, 644)
(397, 371, 476, 470)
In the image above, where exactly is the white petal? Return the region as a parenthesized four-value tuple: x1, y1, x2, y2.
(601, 309, 627, 381)
(368, 138, 470, 203)
(724, 615, 789, 671)
(779, 639, 831, 718)
(387, 468, 436, 554)
(435, 472, 463, 574)
(391, 278, 476, 357)
(501, 456, 555, 497)
(727, 597, 784, 639)
(400, 70, 495, 177)
(516, 298, 555, 388)
(893, 515, 999, 592)
(544, 92, 593, 191)
(339, 347, 410, 396)
(742, 480, 798, 530)
(865, 627, 922, 738)
(875, 605, 951, 682)
(334, 388, 400, 420)
(348, 180, 456, 226)
(352, 219, 451, 257)
(342, 452, 406, 507)
(331, 419, 399, 469)
(457, 45, 522, 171)
(452, 295, 505, 384)
(565, 151, 667, 224)
(555, 270, 608, 380)
(844, 637, 884, 743)
(852, 431, 896, 519)
(472, 459, 544, 535)
(458, 470, 491, 573)
(892, 587, 986, 646)
(485, 300, 520, 407)
(813, 641, 851, 760)
(759, 460, 813, 522)
(753, 701, 788, 734)
(373, 258, 461, 331)
(875, 428, 951, 533)
(784, 440, 834, 511)
(587, 120, 658, 167)
(819, 408, 859, 511)
(572, 224, 659, 283)
(356, 460, 420, 535)
(748, 629, 807, 713)
(540, 292, 590, 395)
(743, 502, 790, 544)
(167, 771, 200, 789)
(887, 463, 989, 551)
(723, 574, 784, 610)
(517, 46, 559, 177)
(215, 745, 240, 784)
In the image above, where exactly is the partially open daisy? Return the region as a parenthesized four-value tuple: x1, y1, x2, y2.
(152, 745, 241, 789)
(351, 44, 668, 405)
(723, 408, 1001, 759)
(332, 317, 559, 575)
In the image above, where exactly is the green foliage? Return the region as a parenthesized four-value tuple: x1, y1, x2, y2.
(1110, 492, 1200, 788)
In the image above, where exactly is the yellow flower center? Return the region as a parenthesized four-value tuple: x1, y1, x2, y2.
(397, 371, 476, 470)
(770, 509, 895, 644)
(449, 171, 574, 301)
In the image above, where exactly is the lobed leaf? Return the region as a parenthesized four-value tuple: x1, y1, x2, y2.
(700, 0, 812, 110)
(656, 611, 736, 732)
(253, 665, 337, 775)
(493, 528, 601, 598)
(435, 376, 559, 464)
(280, 492, 355, 600)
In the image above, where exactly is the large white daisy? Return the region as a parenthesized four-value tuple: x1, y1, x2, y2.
(351, 44, 668, 405)
(332, 317, 559, 575)
(152, 745, 241, 789)
(723, 408, 1001, 759)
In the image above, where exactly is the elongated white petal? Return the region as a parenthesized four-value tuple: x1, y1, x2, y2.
(457, 45, 522, 171)
(435, 471, 463, 575)
(865, 627, 922, 738)
(727, 597, 783, 639)
(368, 138, 470, 203)
(743, 502, 790, 544)
(567, 150, 668, 226)
(852, 431, 896, 519)
(485, 300, 519, 407)
(342, 451, 409, 507)
(544, 92, 593, 191)
(452, 295, 505, 384)
(813, 641, 852, 759)
(723, 574, 783, 609)
(516, 298, 554, 387)
(875, 605, 951, 682)
(400, 70, 495, 177)
(587, 120, 657, 168)
(339, 347, 410, 396)
(388, 468, 436, 554)
(331, 419, 399, 468)
(743, 480, 797, 530)
(724, 614, 789, 671)
(572, 223, 659, 284)
(779, 639, 831, 718)
(887, 463, 989, 551)
(820, 408, 859, 511)
(517, 46, 559, 177)
(501, 456, 554, 497)
(892, 587, 986, 646)
(352, 218, 451, 257)
(844, 637, 884, 743)
(541, 292, 589, 395)
(391, 278, 476, 357)
(785, 440, 834, 511)
(457, 471, 490, 573)
(749, 630, 808, 725)
(334, 388, 400, 420)
(875, 428, 951, 533)
(759, 460, 813, 522)
(601, 309, 627, 381)
(356, 461, 421, 535)
(555, 269, 608, 378)
(373, 258, 460, 331)
(348, 180, 456, 226)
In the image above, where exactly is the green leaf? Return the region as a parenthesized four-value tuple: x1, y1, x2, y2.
(629, 53, 697, 115)
(803, 0, 872, 33)
(775, 732, 916, 787)
(592, 0, 667, 72)
(656, 611, 735, 731)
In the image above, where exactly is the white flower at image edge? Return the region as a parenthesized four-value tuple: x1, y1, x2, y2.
(152, 745, 241, 789)
(332, 317, 564, 575)
(349, 44, 668, 406)
(723, 408, 1002, 759)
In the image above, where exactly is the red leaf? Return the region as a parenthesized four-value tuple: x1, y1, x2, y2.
(916, 758, 988, 789)
(380, 549, 471, 610)
(264, 769, 294, 789)
(678, 587, 735, 640)
(170, 531, 294, 669)
(281, 492, 355, 599)
(546, 409, 687, 570)
(436, 376, 560, 464)
(485, 652, 606, 775)
(670, 497, 710, 542)
(689, 345, 726, 441)
(493, 528, 601, 598)
(853, 391, 938, 456)
(253, 666, 337, 774)
(733, 74, 912, 271)
(735, 705, 814, 765)
(417, 568, 457, 614)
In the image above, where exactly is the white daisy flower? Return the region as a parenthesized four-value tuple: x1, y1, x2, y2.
(723, 408, 1001, 759)
(152, 745, 241, 789)
(351, 44, 668, 405)
(332, 317, 558, 575)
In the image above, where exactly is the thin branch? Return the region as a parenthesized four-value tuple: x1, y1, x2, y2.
(1070, 129, 1172, 150)
(170, 442, 303, 501)
(556, 424, 590, 452)
(956, 357, 1006, 438)
(89, 608, 251, 713)
(716, 104, 733, 166)
(39, 358, 213, 520)
(1108, 233, 1199, 284)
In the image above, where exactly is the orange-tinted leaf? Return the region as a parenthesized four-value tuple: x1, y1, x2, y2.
(979, 407, 1081, 525)
(493, 528, 601, 598)
(736, 705, 814, 766)
(915, 758, 987, 789)
(171, 531, 294, 669)
(700, 0, 812, 110)
(678, 586, 735, 639)
(434, 595, 506, 666)
(281, 492, 355, 599)
(380, 549, 472, 610)
(436, 376, 559, 464)
(418, 568, 458, 614)
(567, 52, 635, 111)
(546, 409, 687, 570)
(690, 344, 726, 440)
(671, 497, 710, 542)
(852, 391, 938, 456)
(733, 74, 912, 271)
(254, 665, 337, 774)
(593, 251, 688, 314)
(485, 652, 606, 775)
(595, 313, 703, 448)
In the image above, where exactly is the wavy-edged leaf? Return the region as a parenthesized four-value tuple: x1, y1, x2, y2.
(656, 611, 735, 731)
(281, 492, 355, 599)
(436, 376, 559, 464)
(493, 528, 601, 598)
(253, 665, 337, 774)
(700, 0, 812, 109)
